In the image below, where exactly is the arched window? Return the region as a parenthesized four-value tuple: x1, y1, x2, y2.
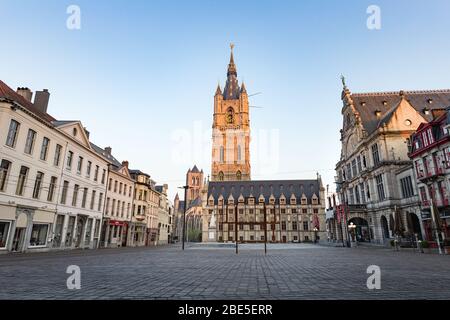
(237, 145, 241, 162)
(218, 171, 224, 181)
(226, 107, 234, 124)
(236, 171, 242, 180)
(220, 146, 224, 163)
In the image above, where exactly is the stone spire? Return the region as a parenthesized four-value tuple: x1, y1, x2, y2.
(223, 43, 240, 100)
(240, 81, 247, 93)
(215, 83, 222, 96)
(227, 43, 237, 76)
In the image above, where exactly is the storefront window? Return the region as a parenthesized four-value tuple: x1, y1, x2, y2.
(0, 221, 10, 248)
(29, 224, 49, 247)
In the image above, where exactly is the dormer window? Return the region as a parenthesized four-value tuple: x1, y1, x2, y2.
(427, 98, 433, 104)
(290, 198, 297, 205)
(382, 101, 387, 106)
(280, 198, 286, 205)
(375, 110, 381, 117)
(269, 198, 275, 205)
(423, 107, 430, 115)
(361, 102, 366, 107)
(301, 198, 307, 205)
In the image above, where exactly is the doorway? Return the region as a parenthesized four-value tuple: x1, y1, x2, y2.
(12, 227, 25, 252)
(75, 217, 86, 248)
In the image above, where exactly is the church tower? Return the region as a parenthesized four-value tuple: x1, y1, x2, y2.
(186, 165, 204, 205)
(211, 44, 251, 181)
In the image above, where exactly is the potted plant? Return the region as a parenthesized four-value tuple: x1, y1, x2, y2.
(390, 239, 395, 248)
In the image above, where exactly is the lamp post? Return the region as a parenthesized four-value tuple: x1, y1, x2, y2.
(178, 185, 190, 251)
(235, 203, 238, 254)
(263, 201, 267, 255)
(348, 222, 357, 247)
(313, 227, 318, 244)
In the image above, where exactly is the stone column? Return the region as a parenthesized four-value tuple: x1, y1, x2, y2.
(22, 210, 35, 253)
(60, 215, 69, 249)
(104, 222, 110, 247)
(6, 219, 16, 252)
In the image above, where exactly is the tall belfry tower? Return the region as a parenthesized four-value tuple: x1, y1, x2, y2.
(211, 44, 251, 181)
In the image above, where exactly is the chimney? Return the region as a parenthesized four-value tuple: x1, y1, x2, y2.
(34, 89, 50, 113)
(104, 147, 112, 155)
(16, 87, 33, 102)
(122, 160, 129, 168)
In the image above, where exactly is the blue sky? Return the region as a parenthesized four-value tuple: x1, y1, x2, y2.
(2, 0, 450, 201)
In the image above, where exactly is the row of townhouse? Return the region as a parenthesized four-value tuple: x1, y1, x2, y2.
(333, 80, 450, 247)
(409, 110, 450, 244)
(0, 80, 173, 253)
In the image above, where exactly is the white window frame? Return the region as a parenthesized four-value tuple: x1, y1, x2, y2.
(0, 220, 12, 250)
(28, 223, 49, 248)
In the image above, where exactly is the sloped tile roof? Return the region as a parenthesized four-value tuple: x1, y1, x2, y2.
(0, 80, 55, 123)
(351, 90, 450, 135)
(90, 143, 122, 168)
(208, 180, 320, 205)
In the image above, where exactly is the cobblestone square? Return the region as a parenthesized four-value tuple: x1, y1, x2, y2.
(0, 244, 449, 300)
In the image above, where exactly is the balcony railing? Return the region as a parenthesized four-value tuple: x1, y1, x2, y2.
(418, 167, 445, 181)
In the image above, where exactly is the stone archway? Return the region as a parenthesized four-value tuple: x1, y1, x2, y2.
(11, 207, 35, 252)
(406, 212, 423, 240)
(348, 217, 370, 242)
(380, 215, 390, 239)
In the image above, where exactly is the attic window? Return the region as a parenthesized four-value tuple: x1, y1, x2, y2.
(427, 99, 433, 104)
(73, 128, 77, 136)
(423, 107, 430, 115)
(375, 110, 382, 117)
(360, 102, 366, 107)
(382, 101, 387, 106)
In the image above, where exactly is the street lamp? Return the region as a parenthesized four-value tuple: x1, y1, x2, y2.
(313, 227, 318, 244)
(178, 185, 191, 250)
(348, 222, 357, 247)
